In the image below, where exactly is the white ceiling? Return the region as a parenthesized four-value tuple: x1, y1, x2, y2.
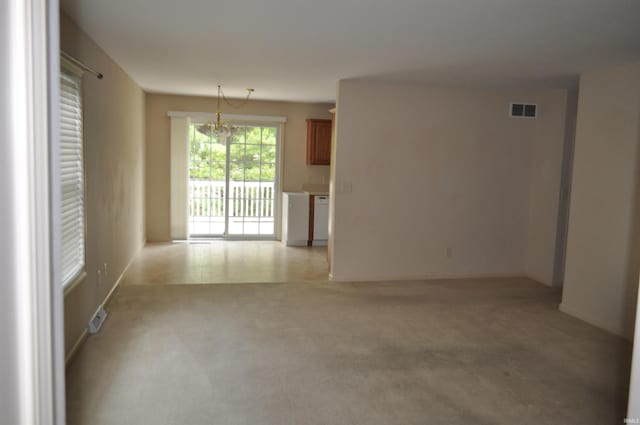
(61, 0, 640, 102)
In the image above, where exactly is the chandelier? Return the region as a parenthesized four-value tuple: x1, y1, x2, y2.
(207, 85, 254, 140)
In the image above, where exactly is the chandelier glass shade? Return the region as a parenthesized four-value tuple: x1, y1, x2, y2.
(206, 85, 254, 141)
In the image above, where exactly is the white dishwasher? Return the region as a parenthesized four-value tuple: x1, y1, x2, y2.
(312, 195, 329, 246)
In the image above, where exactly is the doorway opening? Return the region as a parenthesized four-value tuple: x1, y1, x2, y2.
(187, 122, 279, 239)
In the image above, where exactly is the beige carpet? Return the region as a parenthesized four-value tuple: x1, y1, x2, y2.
(66, 278, 630, 425)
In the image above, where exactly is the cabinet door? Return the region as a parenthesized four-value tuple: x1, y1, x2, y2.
(306, 119, 332, 165)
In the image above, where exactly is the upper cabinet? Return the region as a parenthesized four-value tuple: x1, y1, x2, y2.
(306, 119, 332, 165)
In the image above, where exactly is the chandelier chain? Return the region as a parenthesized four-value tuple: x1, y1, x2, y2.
(220, 87, 254, 109)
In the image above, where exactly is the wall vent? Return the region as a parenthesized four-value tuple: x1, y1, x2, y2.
(88, 306, 108, 334)
(510, 103, 537, 118)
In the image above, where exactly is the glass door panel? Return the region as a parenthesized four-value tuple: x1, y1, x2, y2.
(188, 124, 227, 236)
(227, 125, 277, 237)
(188, 123, 278, 238)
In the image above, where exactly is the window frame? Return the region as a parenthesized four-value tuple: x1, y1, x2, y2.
(186, 120, 282, 239)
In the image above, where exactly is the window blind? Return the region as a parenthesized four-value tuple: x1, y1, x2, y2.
(60, 70, 85, 287)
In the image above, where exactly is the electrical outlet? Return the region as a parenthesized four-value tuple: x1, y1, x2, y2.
(97, 269, 102, 285)
(103, 263, 108, 277)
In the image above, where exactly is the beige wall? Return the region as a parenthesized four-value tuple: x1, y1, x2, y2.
(61, 14, 146, 356)
(561, 61, 640, 339)
(525, 91, 575, 285)
(145, 94, 332, 242)
(330, 80, 568, 283)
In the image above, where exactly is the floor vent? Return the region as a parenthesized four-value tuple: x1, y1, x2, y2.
(88, 306, 108, 334)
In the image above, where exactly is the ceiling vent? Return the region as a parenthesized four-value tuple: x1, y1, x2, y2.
(510, 103, 537, 119)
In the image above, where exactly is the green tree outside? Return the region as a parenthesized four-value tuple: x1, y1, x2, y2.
(189, 124, 276, 182)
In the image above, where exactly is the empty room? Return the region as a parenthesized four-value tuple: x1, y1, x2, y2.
(2, 0, 640, 424)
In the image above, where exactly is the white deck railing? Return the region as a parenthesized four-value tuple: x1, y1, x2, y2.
(189, 180, 275, 218)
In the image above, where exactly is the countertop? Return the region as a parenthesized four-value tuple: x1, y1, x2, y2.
(302, 183, 329, 196)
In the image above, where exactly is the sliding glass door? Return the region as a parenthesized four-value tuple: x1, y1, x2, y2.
(188, 122, 278, 238)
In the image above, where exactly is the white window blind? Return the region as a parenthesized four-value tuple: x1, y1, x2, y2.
(60, 69, 85, 287)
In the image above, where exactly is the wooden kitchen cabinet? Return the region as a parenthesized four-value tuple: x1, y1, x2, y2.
(306, 119, 332, 165)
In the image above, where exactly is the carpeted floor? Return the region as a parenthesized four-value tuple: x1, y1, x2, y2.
(66, 278, 631, 425)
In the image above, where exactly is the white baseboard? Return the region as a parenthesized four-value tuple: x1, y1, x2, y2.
(559, 302, 627, 339)
(102, 250, 136, 306)
(330, 271, 525, 283)
(65, 328, 88, 367)
(284, 240, 308, 246)
(524, 272, 552, 287)
(65, 243, 142, 366)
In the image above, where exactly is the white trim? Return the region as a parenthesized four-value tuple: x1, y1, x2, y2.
(63, 271, 87, 296)
(628, 280, 640, 418)
(8, 0, 63, 423)
(167, 110, 287, 123)
(524, 272, 552, 287)
(64, 329, 88, 367)
(102, 250, 136, 307)
(47, 1, 66, 423)
(275, 124, 284, 239)
(330, 272, 526, 283)
(558, 302, 625, 338)
(182, 120, 283, 240)
(64, 242, 141, 366)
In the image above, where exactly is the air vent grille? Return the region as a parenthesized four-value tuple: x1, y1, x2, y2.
(88, 306, 108, 334)
(510, 103, 537, 118)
